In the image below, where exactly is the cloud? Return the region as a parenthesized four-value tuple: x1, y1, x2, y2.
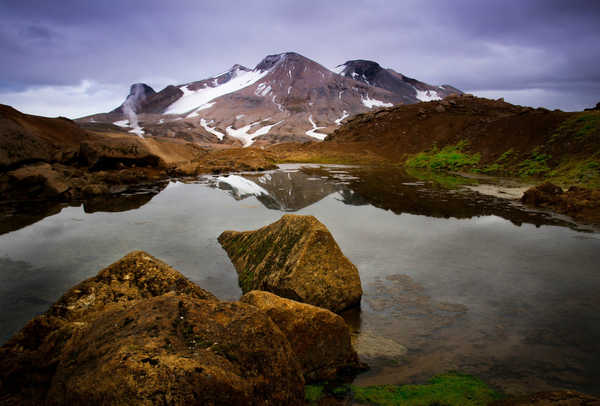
(0, 0, 598, 114)
(0, 80, 125, 118)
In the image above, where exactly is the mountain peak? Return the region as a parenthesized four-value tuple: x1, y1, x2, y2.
(228, 64, 251, 73)
(254, 52, 311, 72)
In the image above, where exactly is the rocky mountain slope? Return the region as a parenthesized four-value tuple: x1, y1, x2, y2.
(79, 52, 461, 146)
(333, 59, 461, 103)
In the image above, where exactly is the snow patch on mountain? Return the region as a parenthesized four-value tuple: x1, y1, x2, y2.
(305, 114, 327, 140)
(255, 83, 272, 96)
(272, 95, 284, 112)
(129, 127, 144, 138)
(334, 110, 350, 125)
(164, 69, 268, 115)
(226, 119, 283, 147)
(361, 94, 393, 109)
(200, 118, 224, 140)
(113, 120, 130, 128)
(414, 88, 441, 102)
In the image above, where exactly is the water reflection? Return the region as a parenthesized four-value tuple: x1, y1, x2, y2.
(0, 182, 168, 236)
(207, 165, 574, 229)
(1, 165, 599, 395)
(207, 167, 343, 211)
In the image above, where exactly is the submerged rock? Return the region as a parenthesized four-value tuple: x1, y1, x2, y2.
(0, 251, 305, 405)
(240, 290, 364, 382)
(218, 214, 362, 312)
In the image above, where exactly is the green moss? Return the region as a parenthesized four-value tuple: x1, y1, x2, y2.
(517, 149, 551, 177)
(406, 141, 481, 171)
(350, 373, 502, 406)
(547, 158, 600, 188)
(481, 163, 503, 174)
(497, 149, 514, 163)
(550, 112, 600, 142)
(305, 385, 324, 403)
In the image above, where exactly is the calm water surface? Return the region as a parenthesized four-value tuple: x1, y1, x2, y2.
(1, 164, 599, 395)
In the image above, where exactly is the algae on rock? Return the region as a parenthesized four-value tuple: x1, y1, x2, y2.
(240, 290, 364, 382)
(218, 214, 362, 313)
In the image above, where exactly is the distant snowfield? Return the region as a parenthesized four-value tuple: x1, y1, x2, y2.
(164, 68, 268, 115)
(216, 175, 267, 198)
(361, 94, 393, 109)
(305, 114, 327, 140)
(414, 88, 441, 102)
(226, 120, 283, 147)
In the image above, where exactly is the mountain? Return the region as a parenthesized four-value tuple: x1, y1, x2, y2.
(332, 60, 462, 103)
(78, 52, 461, 146)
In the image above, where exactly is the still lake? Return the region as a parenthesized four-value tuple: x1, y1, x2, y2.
(1, 164, 599, 395)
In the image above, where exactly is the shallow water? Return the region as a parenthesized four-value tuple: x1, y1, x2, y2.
(1, 164, 599, 395)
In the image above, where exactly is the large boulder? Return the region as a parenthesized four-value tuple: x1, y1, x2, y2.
(218, 214, 362, 312)
(46, 293, 304, 406)
(240, 290, 364, 382)
(47, 250, 217, 322)
(0, 251, 305, 405)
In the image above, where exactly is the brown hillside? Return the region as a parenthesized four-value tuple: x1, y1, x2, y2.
(326, 95, 574, 163)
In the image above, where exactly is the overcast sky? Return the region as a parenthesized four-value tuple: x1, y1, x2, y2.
(1, 0, 599, 117)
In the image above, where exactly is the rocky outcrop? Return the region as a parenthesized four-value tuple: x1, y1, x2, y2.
(6, 163, 70, 198)
(0, 251, 305, 405)
(240, 290, 363, 382)
(218, 214, 362, 312)
(521, 183, 600, 225)
(521, 182, 564, 206)
(0, 104, 85, 169)
(79, 139, 163, 170)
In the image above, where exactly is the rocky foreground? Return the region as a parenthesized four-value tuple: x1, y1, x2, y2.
(0, 250, 363, 405)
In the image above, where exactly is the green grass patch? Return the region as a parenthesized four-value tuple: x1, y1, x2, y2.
(551, 111, 600, 142)
(351, 373, 502, 406)
(547, 158, 600, 188)
(406, 141, 481, 171)
(518, 148, 551, 177)
(305, 385, 324, 403)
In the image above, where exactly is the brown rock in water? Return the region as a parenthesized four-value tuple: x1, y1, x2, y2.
(1, 252, 306, 405)
(521, 182, 563, 206)
(218, 214, 362, 313)
(521, 183, 600, 225)
(240, 290, 363, 382)
(45, 293, 304, 406)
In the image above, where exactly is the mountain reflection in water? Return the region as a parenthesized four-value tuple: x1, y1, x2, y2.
(1, 164, 598, 395)
(207, 165, 573, 229)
